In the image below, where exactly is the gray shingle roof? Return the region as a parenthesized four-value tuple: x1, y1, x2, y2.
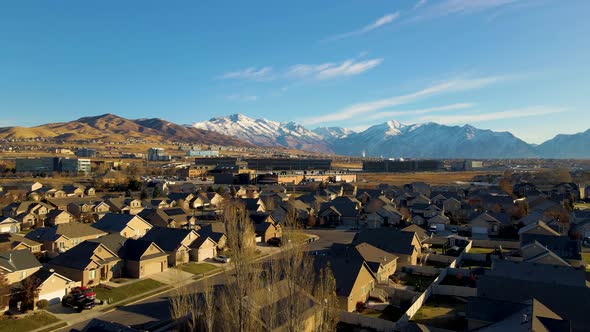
(0, 249, 42, 272)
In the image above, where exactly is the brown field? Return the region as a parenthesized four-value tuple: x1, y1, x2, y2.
(332, 161, 363, 169)
(356, 171, 501, 187)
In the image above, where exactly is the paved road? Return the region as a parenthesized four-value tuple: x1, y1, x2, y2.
(60, 228, 356, 331)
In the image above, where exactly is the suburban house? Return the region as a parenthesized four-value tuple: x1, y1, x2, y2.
(139, 208, 195, 228)
(25, 223, 107, 254)
(242, 198, 267, 212)
(521, 241, 571, 266)
(196, 222, 228, 250)
(0, 233, 42, 253)
(105, 197, 144, 215)
(354, 243, 398, 283)
(467, 212, 502, 236)
(518, 222, 582, 267)
(46, 241, 121, 286)
(66, 199, 110, 222)
(119, 239, 168, 278)
(316, 247, 376, 312)
(28, 268, 80, 305)
(443, 197, 462, 216)
(427, 213, 451, 231)
(141, 227, 199, 266)
(363, 204, 403, 228)
(352, 228, 422, 266)
(44, 209, 75, 226)
(188, 236, 218, 262)
(0, 217, 20, 234)
(91, 213, 153, 239)
(0, 249, 42, 284)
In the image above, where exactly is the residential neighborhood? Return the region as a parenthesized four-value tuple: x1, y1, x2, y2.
(0, 163, 589, 332)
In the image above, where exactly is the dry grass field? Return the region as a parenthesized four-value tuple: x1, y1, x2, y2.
(356, 171, 501, 187)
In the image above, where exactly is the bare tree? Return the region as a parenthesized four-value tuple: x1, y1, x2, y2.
(0, 273, 9, 310)
(200, 278, 216, 332)
(313, 265, 339, 332)
(169, 282, 199, 331)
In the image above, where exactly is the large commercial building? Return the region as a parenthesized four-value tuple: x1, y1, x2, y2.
(243, 158, 332, 171)
(362, 159, 443, 172)
(75, 148, 97, 158)
(15, 157, 92, 174)
(185, 150, 219, 157)
(147, 148, 171, 161)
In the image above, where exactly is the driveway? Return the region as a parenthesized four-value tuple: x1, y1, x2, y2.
(149, 268, 194, 285)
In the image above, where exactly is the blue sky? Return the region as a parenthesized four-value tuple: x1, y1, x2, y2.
(0, 0, 588, 143)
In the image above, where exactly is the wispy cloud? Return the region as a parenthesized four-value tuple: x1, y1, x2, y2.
(326, 12, 400, 41)
(414, 0, 428, 9)
(366, 103, 474, 121)
(301, 75, 508, 125)
(225, 94, 258, 102)
(220, 67, 273, 81)
(287, 58, 384, 80)
(221, 57, 383, 82)
(419, 106, 566, 124)
(411, 0, 523, 21)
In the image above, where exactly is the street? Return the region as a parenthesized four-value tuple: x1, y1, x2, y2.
(59, 228, 356, 331)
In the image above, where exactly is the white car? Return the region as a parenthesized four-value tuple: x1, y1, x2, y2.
(214, 255, 230, 263)
(428, 225, 438, 233)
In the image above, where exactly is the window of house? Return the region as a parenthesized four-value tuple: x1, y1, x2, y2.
(89, 269, 96, 280)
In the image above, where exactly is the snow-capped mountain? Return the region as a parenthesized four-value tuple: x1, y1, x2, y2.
(536, 129, 590, 158)
(332, 122, 538, 158)
(312, 127, 355, 142)
(192, 114, 333, 153)
(191, 113, 588, 158)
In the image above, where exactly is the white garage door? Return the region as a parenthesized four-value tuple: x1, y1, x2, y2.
(39, 289, 65, 305)
(472, 226, 488, 234)
(197, 248, 216, 262)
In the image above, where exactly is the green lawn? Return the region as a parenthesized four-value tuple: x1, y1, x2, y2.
(94, 278, 164, 303)
(0, 311, 60, 332)
(177, 262, 220, 275)
(467, 247, 495, 254)
(411, 295, 467, 330)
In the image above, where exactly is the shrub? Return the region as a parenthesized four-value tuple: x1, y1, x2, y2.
(37, 299, 49, 310)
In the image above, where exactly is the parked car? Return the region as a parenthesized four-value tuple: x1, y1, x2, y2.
(428, 225, 438, 233)
(62, 286, 97, 312)
(267, 237, 282, 247)
(214, 255, 230, 263)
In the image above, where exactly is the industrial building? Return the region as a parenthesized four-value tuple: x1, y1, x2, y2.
(15, 157, 92, 174)
(243, 158, 332, 171)
(362, 159, 443, 172)
(147, 148, 171, 161)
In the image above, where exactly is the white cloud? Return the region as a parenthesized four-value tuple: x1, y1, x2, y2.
(301, 75, 508, 125)
(414, 0, 428, 9)
(225, 94, 258, 102)
(411, 0, 523, 21)
(221, 67, 273, 80)
(326, 12, 400, 41)
(366, 103, 474, 120)
(287, 58, 384, 80)
(419, 106, 566, 124)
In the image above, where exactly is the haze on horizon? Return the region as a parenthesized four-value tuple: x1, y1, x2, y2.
(0, 1, 588, 144)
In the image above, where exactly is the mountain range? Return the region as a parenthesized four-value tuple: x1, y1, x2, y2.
(192, 114, 590, 159)
(0, 113, 588, 158)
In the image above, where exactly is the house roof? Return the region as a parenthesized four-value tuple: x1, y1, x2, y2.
(87, 233, 127, 255)
(354, 242, 398, 271)
(141, 226, 196, 252)
(352, 228, 418, 256)
(30, 267, 74, 286)
(26, 223, 106, 242)
(315, 244, 374, 297)
(119, 239, 166, 261)
(518, 221, 561, 236)
(0, 249, 42, 272)
(0, 233, 42, 249)
(92, 214, 149, 233)
(488, 260, 585, 287)
(48, 242, 119, 270)
(401, 224, 428, 241)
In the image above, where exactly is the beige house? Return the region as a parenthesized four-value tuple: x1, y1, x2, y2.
(120, 239, 168, 278)
(189, 236, 218, 262)
(0, 217, 20, 234)
(354, 243, 398, 284)
(45, 209, 75, 226)
(46, 242, 121, 286)
(91, 214, 153, 239)
(0, 233, 42, 253)
(141, 227, 199, 266)
(25, 223, 107, 254)
(0, 249, 42, 285)
(30, 268, 80, 305)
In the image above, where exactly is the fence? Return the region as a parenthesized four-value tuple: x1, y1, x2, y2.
(340, 311, 397, 332)
(471, 239, 519, 249)
(432, 284, 477, 297)
(403, 265, 441, 277)
(396, 240, 472, 324)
